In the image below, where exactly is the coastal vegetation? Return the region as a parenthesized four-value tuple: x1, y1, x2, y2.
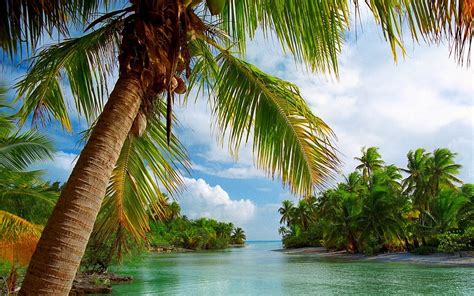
(279, 147, 474, 255)
(0, 0, 472, 293)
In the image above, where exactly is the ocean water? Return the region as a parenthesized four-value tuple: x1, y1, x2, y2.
(111, 241, 474, 295)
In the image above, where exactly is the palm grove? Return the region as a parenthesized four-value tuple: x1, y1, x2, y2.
(0, 0, 472, 294)
(279, 147, 474, 255)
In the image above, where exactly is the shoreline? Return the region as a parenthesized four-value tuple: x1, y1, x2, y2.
(274, 247, 474, 267)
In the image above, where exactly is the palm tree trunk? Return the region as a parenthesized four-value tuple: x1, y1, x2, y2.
(19, 76, 143, 295)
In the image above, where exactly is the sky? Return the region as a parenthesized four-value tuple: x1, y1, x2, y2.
(1, 14, 473, 240)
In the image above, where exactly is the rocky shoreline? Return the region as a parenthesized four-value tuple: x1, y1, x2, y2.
(69, 272, 133, 295)
(275, 247, 474, 267)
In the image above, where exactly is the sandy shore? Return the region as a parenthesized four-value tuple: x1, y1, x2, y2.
(274, 247, 474, 267)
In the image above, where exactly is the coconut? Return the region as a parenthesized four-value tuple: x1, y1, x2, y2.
(206, 0, 225, 15)
(131, 111, 147, 137)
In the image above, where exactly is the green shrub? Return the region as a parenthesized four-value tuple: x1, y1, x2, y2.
(437, 230, 473, 254)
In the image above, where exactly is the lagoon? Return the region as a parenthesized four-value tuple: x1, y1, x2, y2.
(111, 241, 474, 295)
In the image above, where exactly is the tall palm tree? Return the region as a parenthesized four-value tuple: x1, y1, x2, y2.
(355, 147, 384, 183)
(278, 200, 295, 226)
(427, 148, 462, 197)
(402, 148, 431, 210)
(1, 1, 470, 294)
(293, 199, 314, 231)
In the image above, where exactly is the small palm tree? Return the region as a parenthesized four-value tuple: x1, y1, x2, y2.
(355, 147, 384, 183)
(2, 1, 471, 293)
(293, 199, 314, 231)
(278, 200, 295, 226)
(231, 227, 246, 245)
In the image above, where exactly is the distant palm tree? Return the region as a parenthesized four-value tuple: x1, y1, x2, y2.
(231, 227, 246, 245)
(355, 147, 384, 183)
(293, 200, 314, 231)
(278, 200, 295, 226)
(358, 182, 403, 245)
(427, 148, 462, 197)
(341, 172, 364, 194)
(403, 148, 431, 210)
(168, 201, 181, 221)
(426, 189, 467, 234)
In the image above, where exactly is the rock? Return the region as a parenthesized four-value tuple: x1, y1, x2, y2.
(69, 272, 133, 295)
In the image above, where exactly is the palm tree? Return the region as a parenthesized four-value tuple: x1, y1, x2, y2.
(167, 201, 182, 221)
(341, 172, 364, 194)
(231, 227, 246, 245)
(355, 147, 384, 183)
(278, 200, 295, 226)
(1, 1, 470, 294)
(320, 189, 361, 253)
(426, 189, 468, 235)
(293, 199, 314, 231)
(402, 148, 431, 210)
(427, 148, 462, 197)
(358, 180, 404, 247)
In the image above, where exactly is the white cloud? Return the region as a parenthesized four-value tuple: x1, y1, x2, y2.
(31, 151, 77, 182)
(192, 162, 265, 179)
(179, 177, 256, 225)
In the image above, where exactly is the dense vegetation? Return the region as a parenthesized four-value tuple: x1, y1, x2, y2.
(82, 200, 246, 273)
(279, 147, 474, 255)
(148, 202, 246, 250)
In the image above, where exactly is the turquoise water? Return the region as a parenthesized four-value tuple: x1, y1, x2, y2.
(111, 241, 474, 295)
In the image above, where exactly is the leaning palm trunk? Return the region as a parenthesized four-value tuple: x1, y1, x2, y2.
(19, 77, 143, 294)
(19, 2, 176, 292)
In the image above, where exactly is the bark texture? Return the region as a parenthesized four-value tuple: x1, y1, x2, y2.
(19, 77, 143, 295)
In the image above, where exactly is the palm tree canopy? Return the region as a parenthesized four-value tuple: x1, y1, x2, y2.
(278, 200, 295, 226)
(355, 147, 385, 180)
(7, 0, 473, 197)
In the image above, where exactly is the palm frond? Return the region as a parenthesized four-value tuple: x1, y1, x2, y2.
(221, 0, 349, 74)
(92, 101, 190, 258)
(0, 130, 54, 171)
(186, 38, 220, 102)
(0, 0, 113, 57)
(212, 52, 339, 195)
(0, 210, 42, 266)
(15, 18, 123, 131)
(221, 0, 472, 73)
(361, 0, 473, 64)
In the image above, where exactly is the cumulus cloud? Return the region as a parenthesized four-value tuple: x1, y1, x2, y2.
(31, 151, 77, 182)
(179, 177, 256, 225)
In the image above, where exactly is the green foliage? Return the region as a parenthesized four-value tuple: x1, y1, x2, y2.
(0, 90, 58, 266)
(279, 146, 471, 255)
(147, 216, 245, 251)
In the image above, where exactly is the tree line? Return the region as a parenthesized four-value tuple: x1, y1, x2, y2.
(279, 147, 473, 255)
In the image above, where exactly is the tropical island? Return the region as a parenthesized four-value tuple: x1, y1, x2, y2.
(0, 0, 473, 294)
(277, 147, 473, 263)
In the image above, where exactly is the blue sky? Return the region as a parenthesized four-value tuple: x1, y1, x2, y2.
(1, 13, 473, 240)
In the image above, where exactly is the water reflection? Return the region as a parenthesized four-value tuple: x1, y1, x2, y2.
(111, 241, 474, 295)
